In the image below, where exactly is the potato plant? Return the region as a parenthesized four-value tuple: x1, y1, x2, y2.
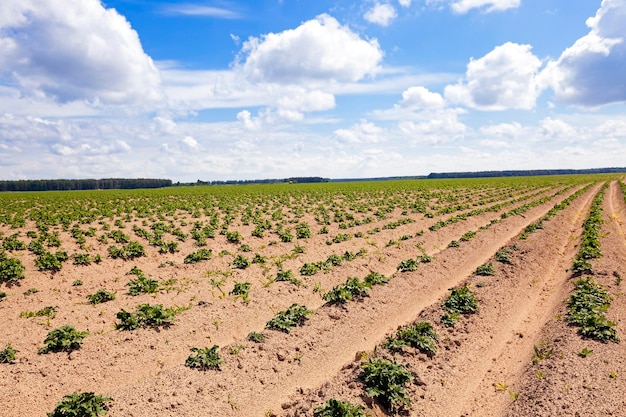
(360, 357, 413, 412)
(185, 345, 222, 370)
(39, 325, 89, 354)
(0, 343, 17, 363)
(266, 303, 313, 333)
(314, 398, 367, 417)
(47, 392, 112, 417)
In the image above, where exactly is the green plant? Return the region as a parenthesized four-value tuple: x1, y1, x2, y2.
(39, 325, 88, 354)
(440, 312, 459, 327)
(396, 258, 419, 272)
(567, 277, 619, 343)
(20, 306, 57, 319)
(0, 291, 6, 300)
(230, 282, 251, 303)
(266, 303, 313, 333)
(185, 345, 222, 370)
(364, 272, 388, 286)
(323, 277, 370, 304)
(313, 398, 367, 417)
(0, 343, 17, 363)
(226, 231, 243, 243)
(72, 280, 83, 286)
(87, 289, 116, 305)
(23, 288, 39, 296)
(35, 251, 65, 272)
(448, 240, 460, 248)
(275, 269, 301, 286)
(495, 248, 513, 264)
(247, 331, 265, 343)
(384, 321, 438, 356)
(532, 341, 553, 364)
(126, 274, 159, 296)
(0, 257, 26, 283)
(475, 263, 495, 276)
(47, 392, 112, 417)
(442, 285, 478, 315)
(300, 262, 321, 276)
(578, 347, 593, 358)
(108, 241, 145, 260)
(232, 255, 250, 269)
(360, 358, 413, 412)
(116, 304, 176, 330)
(184, 249, 213, 264)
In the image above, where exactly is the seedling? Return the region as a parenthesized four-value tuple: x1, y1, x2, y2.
(313, 399, 367, 417)
(247, 331, 265, 343)
(39, 325, 88, 354)
(360, 357, 413, 412)
(184, 249, 212, 264)
(87, 289, 116, 305)
(47, 392, 112, 417)
(185, 345, 222, 370)
(229, 282, 251, 303)
(578, 347, 593, 358)
(475, 263, 495, 276)
(442, 285, 478, 315)
(266, 304, 312, 333)
(116, 304, 176, 330)
(0, 343, 17, 363)
(396, 258, 419, 272)
(384, 321, 438, 356)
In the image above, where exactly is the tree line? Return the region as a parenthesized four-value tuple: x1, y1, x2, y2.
(0, 178, 172, 192)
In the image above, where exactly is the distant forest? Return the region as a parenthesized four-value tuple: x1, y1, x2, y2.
(427, 167, 626, 179)
(0, 178, 172, 192)
(177, 177, 331, 186)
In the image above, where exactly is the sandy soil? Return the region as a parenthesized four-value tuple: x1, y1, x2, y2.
(1, 180, 624, 417)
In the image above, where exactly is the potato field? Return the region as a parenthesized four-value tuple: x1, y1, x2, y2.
(1, 175, 625, 417)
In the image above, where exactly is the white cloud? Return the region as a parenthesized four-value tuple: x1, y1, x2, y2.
(0, 0, 161, 105)
(539, 117, 576, 139)
(276, 89, 336, 112)
(479, 122, 523, 138)
(444, 42, 542, 110)
(398, 0, 412, 7)
(160, 4, 241, 19)
(540, 0, 626, 106)
(450, 0, 521, 14)
(333, 120, 386, 144)
(398, 109, 466, 144)
(364, 3, 398, 27)
(399, 86, 445, 109)
(182, 136, 198, 148)
(239, 14, 383, 84)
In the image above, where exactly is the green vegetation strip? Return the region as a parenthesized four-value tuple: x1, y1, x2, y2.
(567, 277, 619, 343)
(520, 183, 593, 239)
(572, 184, 606, 275)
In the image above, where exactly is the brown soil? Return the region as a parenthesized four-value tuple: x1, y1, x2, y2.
(1, 180, 624, 417)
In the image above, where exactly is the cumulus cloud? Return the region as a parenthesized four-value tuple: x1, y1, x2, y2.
(364, 3, 398, 26)
(479, 121, 523, 138)
(239, 14, 383, 84)
(444, 42, 543, 110)
(182, 136, 198, 148)
(398, 0, 412, 7)
(540, 0, 626, 106)
(398, 109, 466, 144)
(334, 120, 386, 144)
(449, 0, 520, 14)
(0, 0, 161, 104)
(399, 86, 445, 109)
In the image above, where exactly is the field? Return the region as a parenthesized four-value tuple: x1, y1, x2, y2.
(1, 175, 625, 417)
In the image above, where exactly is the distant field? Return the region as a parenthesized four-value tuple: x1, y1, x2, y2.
(1, 174, 624, 417)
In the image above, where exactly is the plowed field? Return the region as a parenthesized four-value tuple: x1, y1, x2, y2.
(1, 176, 624, 417)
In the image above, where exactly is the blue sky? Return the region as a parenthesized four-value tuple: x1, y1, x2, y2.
(1, 0, 625, 181)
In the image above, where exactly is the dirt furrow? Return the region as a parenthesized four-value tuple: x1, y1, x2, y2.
(105, 185, 594, 416)
(502, 181, 626, 417)
(276, 181, 602, 417)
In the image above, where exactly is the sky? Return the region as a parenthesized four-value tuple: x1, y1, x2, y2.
(0, 0, 625, 182)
